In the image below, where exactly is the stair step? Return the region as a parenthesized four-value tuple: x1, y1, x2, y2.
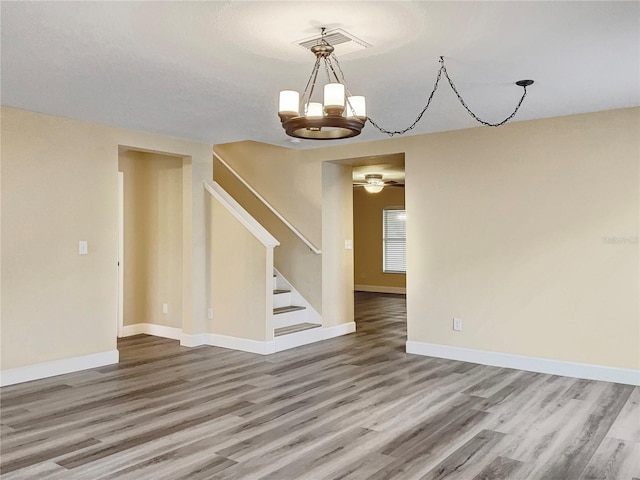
(273, 305, 305, 315)
(275, 323, 321, 337)
(273, 289, 291, 295)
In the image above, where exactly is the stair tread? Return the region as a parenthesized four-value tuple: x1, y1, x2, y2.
(273, 289, 291, 295)
(273, 305, 306, 314)
(275, 323, 321, 337)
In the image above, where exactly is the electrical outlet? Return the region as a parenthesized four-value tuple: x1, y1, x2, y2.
(207, 308, 213, 319)
(162, 303, 168, 314)
(453, 317, 463, 331)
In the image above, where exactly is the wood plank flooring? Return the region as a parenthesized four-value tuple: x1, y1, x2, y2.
(1, 292, 638, 479)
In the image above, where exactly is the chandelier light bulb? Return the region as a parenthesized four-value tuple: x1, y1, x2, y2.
(324, 83, 345, 115)
(306, 102, 324, 117)
(278, 90, 299, 116)
(347, 96, 366, 118)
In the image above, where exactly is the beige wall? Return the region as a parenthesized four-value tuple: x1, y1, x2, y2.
(407, 111, 638, 369)
(4, 105, 636, 373)
(321, 163, 355, 327)
(1, 107, 212, 371)
(353, 186, 406, 289)
(305, 108, 639, 370)
(119, 151, 183, 328)
(213, 156, 322, 313)
(210, 196, 271, 341)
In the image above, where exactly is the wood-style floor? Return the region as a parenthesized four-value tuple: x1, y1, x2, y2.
(1, 292, 638, 479)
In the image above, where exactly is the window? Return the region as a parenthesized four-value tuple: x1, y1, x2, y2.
(383, 207, 406, 273)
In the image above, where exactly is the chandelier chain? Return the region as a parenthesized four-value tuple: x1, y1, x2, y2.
(301, 57, 321, 115)
(440, 58, 529, 127)
(367, 56, 530, 137)
(367, 63, 443, 137)
(330, 53, 358, 117)
(323, 58, 331, 83)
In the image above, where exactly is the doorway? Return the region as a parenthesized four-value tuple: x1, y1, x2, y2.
(349, 155, 406, 296)
(117, 148, 185, 341)
(328, 153, 407, 335)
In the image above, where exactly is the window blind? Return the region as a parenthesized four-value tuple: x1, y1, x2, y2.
(383, 208, 406, 273)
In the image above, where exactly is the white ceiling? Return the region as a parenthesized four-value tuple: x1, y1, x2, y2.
(2, 2, 638, 149)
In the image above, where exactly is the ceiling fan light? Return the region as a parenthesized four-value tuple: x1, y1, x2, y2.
(364, 184, 384, 194)
(365, 173, 384, 186)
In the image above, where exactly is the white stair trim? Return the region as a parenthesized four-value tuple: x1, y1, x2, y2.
(204, 180, 279, 248)
(273, 290, 292, 309)
(274, 322, 356, 352)
(275, 326, 324, 352)
(213, 151, 320, 254)
(273, 308, 308, 329)
(406, 341, 640, 387)
(274, 268, 321, 326)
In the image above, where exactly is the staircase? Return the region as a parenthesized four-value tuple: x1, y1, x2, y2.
(272, 271, 322, 351)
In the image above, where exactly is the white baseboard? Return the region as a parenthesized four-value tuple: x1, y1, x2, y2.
(210, 334, 276, 355)
(355, 285, 406, 295)
(122, 323, 182, 340)
(180, 333, 210, 347)
(180, 333, 276, 355)
(323, 321, 356, 340)
(180, 323, 356, 355)
(406, 341, 640, 387)
(0, 350, 119, 387)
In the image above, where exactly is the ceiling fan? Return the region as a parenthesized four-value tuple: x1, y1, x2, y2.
(353, 174, 404, 193)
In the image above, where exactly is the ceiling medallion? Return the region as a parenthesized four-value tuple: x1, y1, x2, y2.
(278, 28, 534, 141)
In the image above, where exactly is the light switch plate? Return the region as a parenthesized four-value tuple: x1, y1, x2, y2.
(344, 239, 353, 250)
(162, 303, 168, 314)
(79, 241, 88, 255)
(453, 317, 463, 331)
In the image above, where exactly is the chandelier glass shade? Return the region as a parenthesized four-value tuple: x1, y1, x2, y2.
(278, 34, 367, 140)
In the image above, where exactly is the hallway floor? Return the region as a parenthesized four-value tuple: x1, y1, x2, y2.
(1, 293, 638, 479)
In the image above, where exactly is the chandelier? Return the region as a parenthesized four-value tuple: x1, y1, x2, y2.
(278, 29, 366, 140)
(278, 28, 534, 141)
